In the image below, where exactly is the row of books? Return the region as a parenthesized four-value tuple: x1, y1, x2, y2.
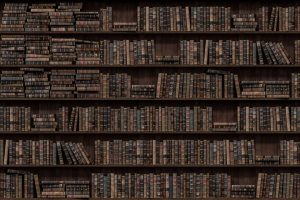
(256, 173, 300, 198)
(61, 106, 213, 132)
(0, 3, 112, 32)
(0, 106, 213, 132)
(237, 106, 300, 132)
(0, 140, 91, 165)
(0, 169, 89, 198)
(260, 7, 300, 31)
(156, 70, 237, 98)
(2, 35, 300, 66)
(0, 36, 158, 65)
(157, 72, 300, 99)
(2, 68, 300, 99)
(138, 6, 300, 32)
(5, 106, 300, 132)
(180, 40, 292, 65)
(1, 68, 299, 99)
(1, 170, 299, 199)
(0, 68, 133, 98)
(0, 169, 37, 198)
(92, 173, 231, 198)
(1, 139, 298, 166)
(92, 173, 300, 198)
(95, 139, 255, 165)
(280, 140, 300, 165)
(2, 4, 300, 32)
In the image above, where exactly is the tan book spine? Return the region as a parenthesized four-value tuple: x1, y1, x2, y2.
(245, 106, 250, 132)
(286, 106, 291, 132)
(204, 40, 209, 65)
(185, 6, 190, 31)
(145, 7, 149, 32)
(232, 41, 236, 65)
(4, 140, 9, 165)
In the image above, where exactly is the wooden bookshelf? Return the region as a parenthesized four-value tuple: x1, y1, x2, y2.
(1, 0, 300, 199)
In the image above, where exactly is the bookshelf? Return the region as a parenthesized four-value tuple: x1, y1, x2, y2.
(1, 0, 300, 199)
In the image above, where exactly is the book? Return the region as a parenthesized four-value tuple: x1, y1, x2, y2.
(295, 40, 300, 64)
(291, 73, 300, 98)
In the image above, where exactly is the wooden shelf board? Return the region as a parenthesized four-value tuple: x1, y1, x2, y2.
(4, 198, 300, 200)
(0, 98, 295, 101)
(0, 64, 298, 68)
(0, 131, 297, 135)
(2, 165, 300, 168)
(6, 199, 300, 200)
(1, 31, 300, 35)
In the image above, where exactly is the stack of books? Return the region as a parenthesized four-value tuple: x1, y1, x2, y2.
(25, 35, 50, 65)
(0, 35, 25, 65)
(0, 3, 28, 31)
(50, 69, 76, 98)
(50, 38, 76, 65)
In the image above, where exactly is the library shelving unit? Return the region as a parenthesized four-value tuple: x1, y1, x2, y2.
(1, 0, 300, 199)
